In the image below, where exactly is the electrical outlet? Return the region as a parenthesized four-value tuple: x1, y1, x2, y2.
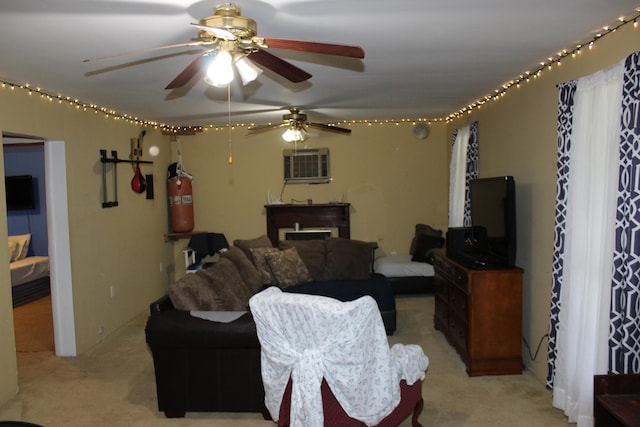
(159, 262, 163, 273)
(110, 286, 115, 298)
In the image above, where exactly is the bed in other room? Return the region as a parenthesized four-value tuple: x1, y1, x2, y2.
(9, 234, 50, 307)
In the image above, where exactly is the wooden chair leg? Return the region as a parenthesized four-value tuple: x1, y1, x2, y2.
(411, 398, 424, 427)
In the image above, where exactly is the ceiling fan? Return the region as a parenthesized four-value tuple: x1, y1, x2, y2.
(247, 108, 351, 142)
(84, 3, 365, 90)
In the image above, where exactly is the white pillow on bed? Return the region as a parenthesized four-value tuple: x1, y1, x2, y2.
(8, 234, 31, 261)
(8, 240, 18, 262)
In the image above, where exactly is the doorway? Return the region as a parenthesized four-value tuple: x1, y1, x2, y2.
(3, 134, 76, 356)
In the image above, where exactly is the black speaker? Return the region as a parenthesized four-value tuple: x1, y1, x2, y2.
(446, 227, 488, 259)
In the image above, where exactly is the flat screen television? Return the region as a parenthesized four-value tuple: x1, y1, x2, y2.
(5, 175, 36, 211)
(469, 175, 517, 268)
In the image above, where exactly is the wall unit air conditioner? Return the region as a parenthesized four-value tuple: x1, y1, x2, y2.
(283, 148, 330, 184)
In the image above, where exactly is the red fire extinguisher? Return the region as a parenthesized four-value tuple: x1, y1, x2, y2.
(167, 162, 194, 233)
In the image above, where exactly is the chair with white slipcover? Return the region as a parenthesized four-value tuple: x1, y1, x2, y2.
(249, 286, 428, 427)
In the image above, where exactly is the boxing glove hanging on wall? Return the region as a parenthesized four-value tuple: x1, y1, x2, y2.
(131, 165, 147, 193)
(130, 130, 147, 193)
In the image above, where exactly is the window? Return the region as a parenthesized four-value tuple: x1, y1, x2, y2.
(283, 148, 330, 184)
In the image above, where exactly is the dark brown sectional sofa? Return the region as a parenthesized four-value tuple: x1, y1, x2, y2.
(145, 236, 396, 417)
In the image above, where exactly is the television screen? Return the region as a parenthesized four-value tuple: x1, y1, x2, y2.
(469, 176, 517, 268)
(5, 175, 36, 211)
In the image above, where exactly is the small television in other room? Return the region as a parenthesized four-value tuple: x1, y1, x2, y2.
(469, 175, 517, 268)
(5, 175, 36, 211)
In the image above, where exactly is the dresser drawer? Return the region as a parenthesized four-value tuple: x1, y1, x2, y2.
(434, 275, 448, 300)
(433, 254, 454, 280)
(449, 311, 468, 354)
(434, 296, 448, 331)
(448, 283, 468, 322)
(451, 265, 468, 291)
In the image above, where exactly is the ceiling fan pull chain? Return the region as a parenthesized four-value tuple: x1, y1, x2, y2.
(227, 83, 233, 165)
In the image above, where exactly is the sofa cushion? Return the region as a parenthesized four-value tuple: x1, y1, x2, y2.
(221, 246, 262, 294)
(169, 257, 251, 311)
(278, 239, 327, 281)
(169, 271, 220, 311)
(284, 273, 395, 312)
(411, 233, 445, 264)
(409, 224, 443, 255)
(325, 238, 374, 281)
(265, 247, 312, 288)
(250, 247, 280, 285)
(233, 234, 273, 260)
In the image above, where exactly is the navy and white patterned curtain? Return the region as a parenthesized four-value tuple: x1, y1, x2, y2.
(450, 121, 479, 226)
(464, 122, 479, 226)
(546, 81, 577, 387)
(548, 51, 640, 386)
(610, 51, 640, 373)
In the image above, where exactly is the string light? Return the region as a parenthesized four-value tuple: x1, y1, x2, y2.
(0, 10, 638, 129)
(445, 10, 640, 122)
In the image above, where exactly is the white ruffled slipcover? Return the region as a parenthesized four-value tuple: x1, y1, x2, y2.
(249, 287, 429, 427)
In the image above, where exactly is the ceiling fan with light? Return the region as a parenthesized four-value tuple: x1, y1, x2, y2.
(84, 3, 365, 89)
(247, 108, 351, 142)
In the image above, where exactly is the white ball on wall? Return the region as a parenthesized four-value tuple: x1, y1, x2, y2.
(148, 145, 160, 157)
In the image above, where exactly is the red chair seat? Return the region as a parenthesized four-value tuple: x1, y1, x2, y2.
(278, 377, 424, 427)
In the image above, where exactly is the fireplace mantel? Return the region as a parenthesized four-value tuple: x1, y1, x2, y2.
(264, 203, 350, 246)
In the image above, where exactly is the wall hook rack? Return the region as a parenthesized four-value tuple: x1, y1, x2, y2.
(100, 149, 153, 208)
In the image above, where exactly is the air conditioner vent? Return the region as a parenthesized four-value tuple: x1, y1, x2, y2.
(283, 148, 330, 184)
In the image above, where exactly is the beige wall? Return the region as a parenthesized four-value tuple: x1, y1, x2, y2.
(167, 121, 450, 276)
(448, 22, 640, 382)
(0, 90, 173, 405)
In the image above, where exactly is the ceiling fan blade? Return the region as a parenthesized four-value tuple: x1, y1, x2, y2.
(83, 40, 210, 63)
(261, 38, 364, 59)
(247, 123, 286, 135)
(165, 54, 207, 89)
(190, 23, 236, 40)
(308, 122, 352, 134)
(248, 49, 311, 83)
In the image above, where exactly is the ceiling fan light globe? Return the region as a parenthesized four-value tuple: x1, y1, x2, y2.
(235, 56, 262, 85)
(282, 127, 308, 142)
(205, 49, 234, 86)
(282, 128, 297, 142)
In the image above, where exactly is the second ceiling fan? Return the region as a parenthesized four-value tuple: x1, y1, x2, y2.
(248, 108, 352, 142)
(85, 3, 365, 89)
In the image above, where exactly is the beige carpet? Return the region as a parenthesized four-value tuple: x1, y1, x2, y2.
(0, 295, 570, 426)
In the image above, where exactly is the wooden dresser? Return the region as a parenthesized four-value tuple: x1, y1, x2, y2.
(432, 249, 523, 376)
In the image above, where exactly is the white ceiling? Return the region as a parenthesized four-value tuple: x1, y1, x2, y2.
(0, 0, 638, 129)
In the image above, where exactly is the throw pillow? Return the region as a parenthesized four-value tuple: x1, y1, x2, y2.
(8, 240, 18, 263)
(325, 238, 374, 281)
(233, 235, 273, 260)
(278, 239, 327, 281)
(264, 247, 312, 288)
(221, 247, 262, 294)
(409, 224, 443, 255)
(411, 234, 445, 264)
(169, 272, 222, 311)
(168, 257, 251, 311)
(250, 247, 280, 285)
(9, 234, 31, 261)
(199, 257, 253, 310)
